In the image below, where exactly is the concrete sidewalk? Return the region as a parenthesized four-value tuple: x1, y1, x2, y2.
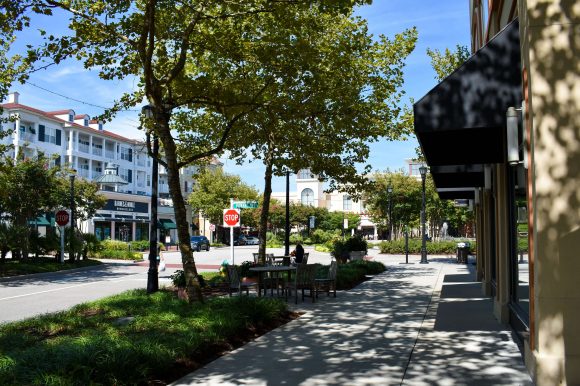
(173, 257, 533, 385)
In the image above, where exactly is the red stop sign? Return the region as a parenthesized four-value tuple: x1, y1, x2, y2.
(223, 209, 240, 227)
(55, 210, 70, 226)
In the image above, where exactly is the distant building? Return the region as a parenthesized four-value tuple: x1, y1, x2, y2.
(1, 91, 220, 243)
(271, 169, 380, 239)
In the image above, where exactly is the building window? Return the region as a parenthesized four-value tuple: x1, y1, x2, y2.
(120, 147, 132, 162)
(68, 112, 74, 122)
(343, 195, 352, 211)
(298, 169, 313, 179)
(146, 174, 151, 187)
(301, 188, 315, 206)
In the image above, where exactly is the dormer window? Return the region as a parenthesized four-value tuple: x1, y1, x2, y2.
(68, 112, 74, 122)
(84, 118, 89, 126)
(98, 122, 103, 130)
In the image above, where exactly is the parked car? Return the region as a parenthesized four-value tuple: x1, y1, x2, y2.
(233, 236, 247, 246)
(190, 235, 210, 252)
(245, 236, 259, 245)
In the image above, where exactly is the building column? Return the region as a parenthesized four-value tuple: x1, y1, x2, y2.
(482, 188, 493, 296)
(13, 114, 20, 160)
(520, 3, 580, 384)
(68, 129, 74, 166)
(493, 163, 511, 324)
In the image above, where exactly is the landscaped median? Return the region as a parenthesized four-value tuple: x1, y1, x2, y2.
(0, 260, 387, 385)
(0, 257, 102, 278)
(0, 290, 292, 385)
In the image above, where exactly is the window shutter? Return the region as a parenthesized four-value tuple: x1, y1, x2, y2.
(128, 169, 133, 183)
(39, 125, 45, 142)
(128, 148, 133, 162)
(56, 129, 62, 146)
(55, 156, 61, 166)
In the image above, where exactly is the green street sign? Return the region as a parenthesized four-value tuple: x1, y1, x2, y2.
(233, 201, 259, 209)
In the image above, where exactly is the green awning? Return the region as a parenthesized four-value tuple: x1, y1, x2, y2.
(29, 215, 51, 226)
(158, 219, 177, 230)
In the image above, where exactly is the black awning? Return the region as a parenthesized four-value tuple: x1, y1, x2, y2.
(414, 19, 522, 167)
(437, 188, 475, 200)
(431, 164, 484, 189)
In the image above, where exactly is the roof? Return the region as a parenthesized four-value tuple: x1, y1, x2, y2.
(1, 102, 141, 144)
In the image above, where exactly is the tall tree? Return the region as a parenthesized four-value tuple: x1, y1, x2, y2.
(187, 167, 258, 226)
(0, 0, 369, 301)
(426, 44, 471, 81)
(214, 10, 417, 260)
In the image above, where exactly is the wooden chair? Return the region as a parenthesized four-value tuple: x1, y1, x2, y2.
(285, 264, 317, 304)
(226, 265, 257, 296)
(292, 252, 309, 265)
(315, 260, 337, 298)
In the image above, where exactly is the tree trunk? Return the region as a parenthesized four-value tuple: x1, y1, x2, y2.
(157, 116, 204, 303)
(257, 144, 274, 265)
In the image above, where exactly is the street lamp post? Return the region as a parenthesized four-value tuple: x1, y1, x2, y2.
(285, 170, 290, 256)
(143, 105, 159, 293)
(419, 165, 429, 264)
(69, 170, 76, 261)
(387, 184, 393, 241)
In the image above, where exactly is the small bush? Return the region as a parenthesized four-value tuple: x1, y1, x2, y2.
(170, 270, 186, 287)
(289, 233, 303, 245)
(130, 240, 150, 251)
(316, 260, 387, 290)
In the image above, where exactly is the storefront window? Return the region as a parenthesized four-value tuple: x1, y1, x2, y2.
(115, 222, 133, 242)
(510, 165, 530, 324)
(135, 223, 149, 241)
(94, 221, 111, 241)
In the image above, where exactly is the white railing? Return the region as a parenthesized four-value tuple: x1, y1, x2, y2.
(92, 147, 103, 156)
(78, 168, 89, 178)
(78, 143, 90, 153)
(105, 150, 115, 159)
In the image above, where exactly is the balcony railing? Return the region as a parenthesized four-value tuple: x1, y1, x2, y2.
(78, 143, 90, 153)
(92, 147, 103, 156)
(105, 150, 115, 159)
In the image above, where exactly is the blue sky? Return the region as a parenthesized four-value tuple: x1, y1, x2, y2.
(6, 1, 470, 192)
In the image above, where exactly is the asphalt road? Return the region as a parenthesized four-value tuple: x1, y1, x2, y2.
(0, 246, 383, 325)
(0, 261, 173, 325)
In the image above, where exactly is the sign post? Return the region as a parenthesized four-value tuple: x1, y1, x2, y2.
(55, 210, 70, 263)
(224, 202, 241, 265)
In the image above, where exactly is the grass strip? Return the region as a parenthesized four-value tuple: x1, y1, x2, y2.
(0, 289, 288, 385)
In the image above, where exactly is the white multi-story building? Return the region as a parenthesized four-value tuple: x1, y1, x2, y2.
(271, 169, 380, 240)
(0, 91, 213, 243)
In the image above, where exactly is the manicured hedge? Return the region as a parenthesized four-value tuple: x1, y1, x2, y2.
(378, 239, 477, 254)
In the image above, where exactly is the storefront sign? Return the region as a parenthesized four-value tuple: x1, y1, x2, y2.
(103, 199, 148, 213)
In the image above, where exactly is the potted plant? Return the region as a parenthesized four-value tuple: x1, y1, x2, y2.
(170, 269, 188, 300)
(345, 235, 368, 261)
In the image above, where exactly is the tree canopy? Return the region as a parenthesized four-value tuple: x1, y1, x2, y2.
(187, 167, 258, 226)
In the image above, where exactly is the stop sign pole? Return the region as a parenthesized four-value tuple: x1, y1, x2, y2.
(224, 199, 242, 264)
(55, 210, 70, 263)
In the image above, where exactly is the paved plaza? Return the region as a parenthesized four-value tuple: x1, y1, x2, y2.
(173, 254, 533, 386)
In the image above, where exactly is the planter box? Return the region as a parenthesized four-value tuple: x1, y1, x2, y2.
(349, 251, 366, 261)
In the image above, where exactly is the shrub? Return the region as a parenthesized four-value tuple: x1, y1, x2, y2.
(130, 240, 150, 251)
(316, 260, 387, 290)
(239, 261, 259, 278)
(378, 239, 477, 254)
(344, 234, 367, 253)
(289, 233, 303, 245)
(309, 229, 335, 245)
(170, 269, 186, 287)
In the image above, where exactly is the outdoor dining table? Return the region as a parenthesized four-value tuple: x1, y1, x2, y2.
(249, 265, 296, 298)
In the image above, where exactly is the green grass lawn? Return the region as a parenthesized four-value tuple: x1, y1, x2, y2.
(0, 289, 290, 385)
(0, 257, 102, 278)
